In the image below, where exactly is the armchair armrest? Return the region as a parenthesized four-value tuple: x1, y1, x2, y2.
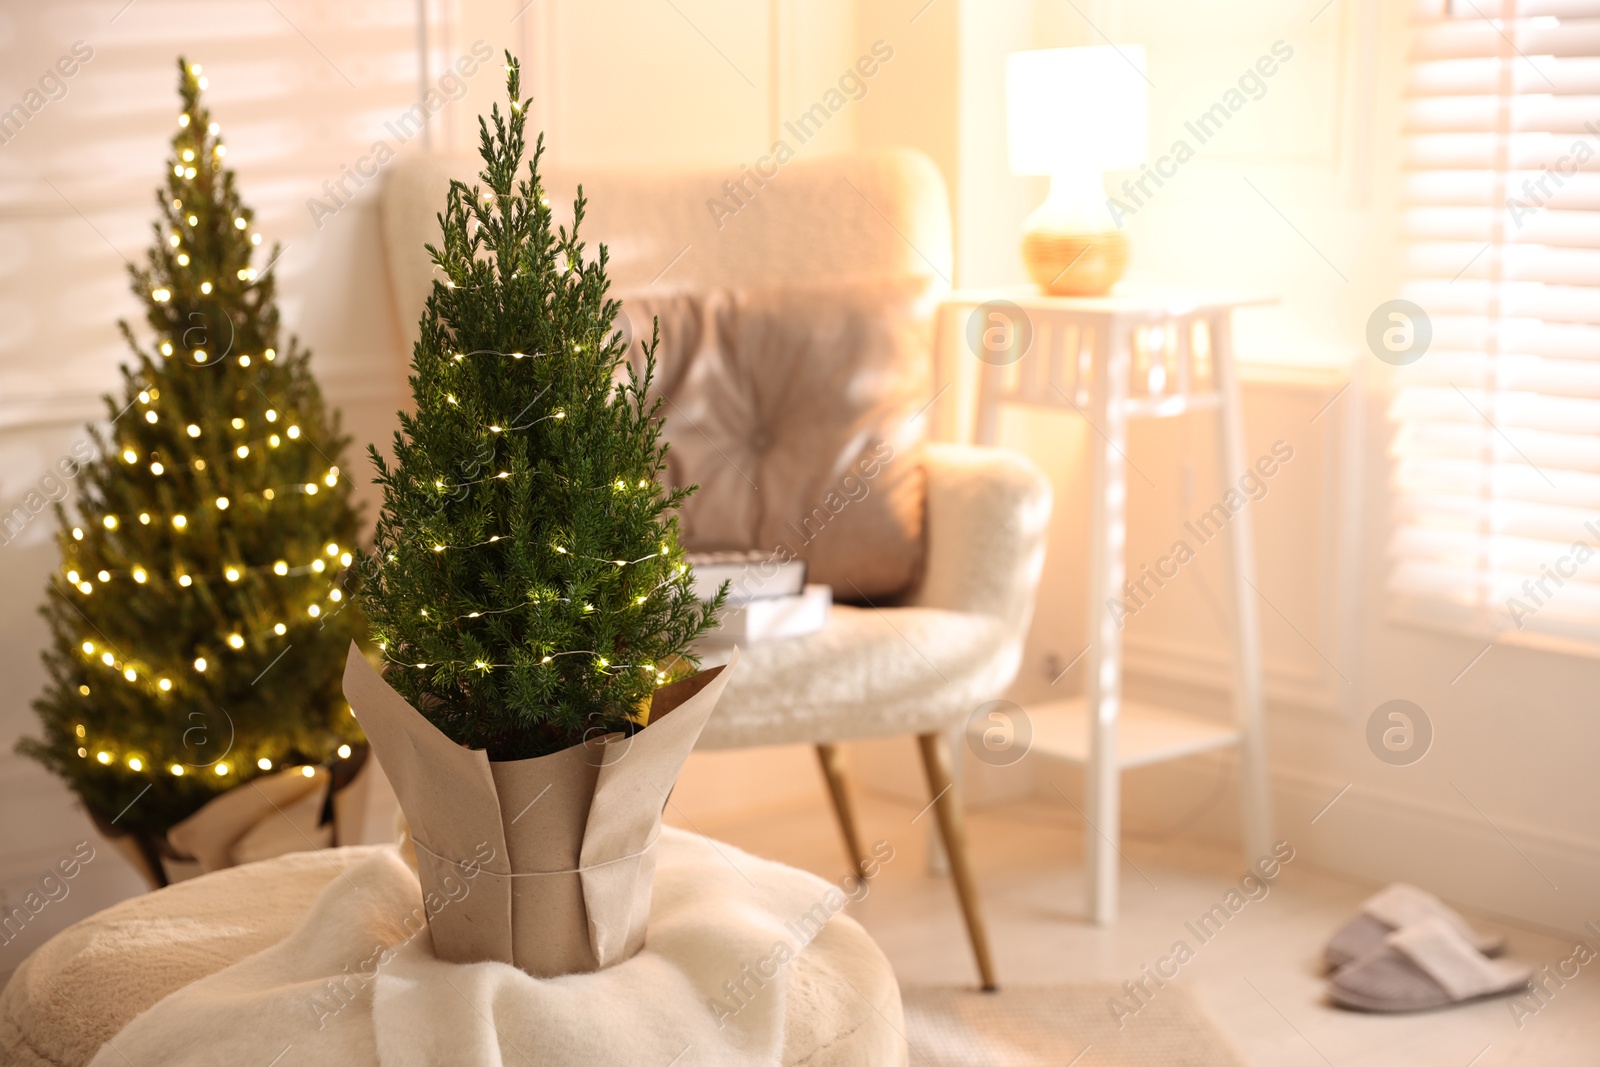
(907, 443, 1053, 628)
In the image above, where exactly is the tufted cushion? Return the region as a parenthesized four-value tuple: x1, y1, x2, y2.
(618, 277, 935, 600)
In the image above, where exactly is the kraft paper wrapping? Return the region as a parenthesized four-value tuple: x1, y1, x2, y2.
(342, 642, 737, 977)
(160, 751, 399, 880)
(167, 765, 330, 874)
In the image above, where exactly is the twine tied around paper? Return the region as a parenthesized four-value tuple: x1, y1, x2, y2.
(410, 830, 660, 878)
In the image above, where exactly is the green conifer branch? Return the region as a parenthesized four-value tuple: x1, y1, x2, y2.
(365, 54, 722, 761)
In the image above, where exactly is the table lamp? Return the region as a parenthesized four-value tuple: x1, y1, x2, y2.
(1007, 45, 1148, 296)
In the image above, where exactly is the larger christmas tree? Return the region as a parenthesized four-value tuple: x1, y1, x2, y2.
(363, 55, 720, 762)
(20, 59, 365, 840)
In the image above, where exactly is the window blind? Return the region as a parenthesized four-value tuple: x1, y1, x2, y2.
(1392, 0, 1600, 649)
(0, 1, 447, 423)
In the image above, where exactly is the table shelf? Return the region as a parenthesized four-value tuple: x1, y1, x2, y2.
(1009, 697, 1242, 769)
(944, 286, 1273, 925)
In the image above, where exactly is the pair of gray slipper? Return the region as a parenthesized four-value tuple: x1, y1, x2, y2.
(1324, 883, 1531, 1012)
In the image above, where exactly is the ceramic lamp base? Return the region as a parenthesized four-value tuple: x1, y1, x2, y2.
(1022, 227, 1129, 296)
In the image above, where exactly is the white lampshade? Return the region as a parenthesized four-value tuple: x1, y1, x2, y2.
(1006, 46, 1148, 176)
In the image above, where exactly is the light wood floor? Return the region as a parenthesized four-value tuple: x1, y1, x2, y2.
(667, 790, 1600, 1066)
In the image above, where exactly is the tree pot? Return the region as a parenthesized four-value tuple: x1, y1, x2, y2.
(342, 643, 737, 978)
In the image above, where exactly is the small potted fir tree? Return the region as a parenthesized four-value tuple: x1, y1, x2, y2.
(346, 55, 728, 978)
(22, 59, 368, 886)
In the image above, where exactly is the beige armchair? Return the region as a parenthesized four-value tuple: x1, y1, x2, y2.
(382, 149, 1052, 990)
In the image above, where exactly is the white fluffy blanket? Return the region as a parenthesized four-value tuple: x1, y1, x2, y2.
(85, 829, 900, 1066)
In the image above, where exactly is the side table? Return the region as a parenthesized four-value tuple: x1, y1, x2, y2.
(944, 287, 1274, 925)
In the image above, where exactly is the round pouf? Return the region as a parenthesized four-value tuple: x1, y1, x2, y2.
(0, 829, 905, 1066)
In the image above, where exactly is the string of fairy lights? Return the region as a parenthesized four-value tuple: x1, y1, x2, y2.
(68, 68, 359, 782)
(370, 307, 685, 683)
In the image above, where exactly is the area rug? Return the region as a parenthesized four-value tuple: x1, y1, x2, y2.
(902, 985, 1247, 1066)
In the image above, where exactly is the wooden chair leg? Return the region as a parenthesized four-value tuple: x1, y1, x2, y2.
(815, 743, 868, 875)
(916, 731, 999, 992)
